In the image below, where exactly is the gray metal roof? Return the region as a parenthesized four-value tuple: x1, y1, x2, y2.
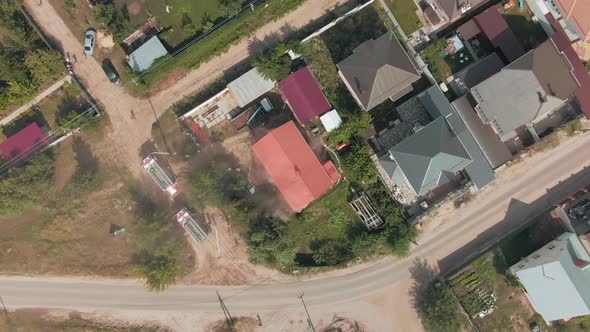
(470, 39, 579, 141)
(127, 36, 168, 72)
(511, 232, 590, 322)
(452, 95, 512, 169)
(337, 31, 420, 111)
(379, 86, 496, 195)
(420, 86, 496, 190)
(453, 53, 505, 90)
(390, 116, 472, 196)
(227, 68, 275, 107)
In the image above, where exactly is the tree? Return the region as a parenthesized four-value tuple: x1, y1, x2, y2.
(417, 282, 462, 332)
(135, 252, 178, 292)
(252, 48, 292, 81)
(247, 216, 296, 268)
(340, 143, 378, 188)
(219, 0, 242, 16)
(57, 110, 101, 133)
(326, 111, 371, 144)
(311, 238, 352, 266)
(0, 152, 55, 216)
(94, 3, 130, 39)
(25, 49, 65, 86)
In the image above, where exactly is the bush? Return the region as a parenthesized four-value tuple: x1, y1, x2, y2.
(251, 42, 297, 81)
(341, 143, 379, 188)
(247, 216, 296, 268)
(417, 282, 462, 332)
(0, 152, 55, 216)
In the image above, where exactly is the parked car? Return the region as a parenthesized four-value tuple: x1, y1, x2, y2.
(101, 59, 120, 84)
(84, 28, 96, 55)
(568, 199, 590, 219)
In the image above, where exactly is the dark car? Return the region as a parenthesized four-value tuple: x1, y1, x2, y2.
(101, 59, 120, 84)
(568, 199, 590, 219)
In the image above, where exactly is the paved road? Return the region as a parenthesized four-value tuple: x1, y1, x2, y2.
(3, 130, 590, 313)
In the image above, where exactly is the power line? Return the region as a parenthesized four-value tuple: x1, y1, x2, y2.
(0, 0, 268, 176)
(297, 292, 316, 332)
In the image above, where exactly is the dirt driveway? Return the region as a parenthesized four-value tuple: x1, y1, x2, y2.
(23, 0, 344, 175)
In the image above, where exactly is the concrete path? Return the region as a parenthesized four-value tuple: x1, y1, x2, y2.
(1, 75, 71, 126)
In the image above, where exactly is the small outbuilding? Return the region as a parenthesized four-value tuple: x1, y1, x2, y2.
(278, 67, 332, 125)
(319, 109, 342, 133)
(127, 35, 168, 72)
(0, 122, 48, 162)
(227, 68, 275, 108)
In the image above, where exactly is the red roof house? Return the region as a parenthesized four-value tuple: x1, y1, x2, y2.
(252, 121, 338, 212)
(474, 7, 525, 63)
(546, 14, 590, 119)
(278, 67, 332, 125)
(0, 122, 48, 162)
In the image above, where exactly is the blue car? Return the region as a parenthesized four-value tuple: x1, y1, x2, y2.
(84, 28, 96, 55)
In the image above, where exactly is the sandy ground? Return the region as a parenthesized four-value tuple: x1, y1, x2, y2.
(180, 207, 290, 286)
(23, 0, 345, 176)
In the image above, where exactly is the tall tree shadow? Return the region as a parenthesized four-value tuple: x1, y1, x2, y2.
(409, 257, 438, 311)
(72, 136, 99, 176)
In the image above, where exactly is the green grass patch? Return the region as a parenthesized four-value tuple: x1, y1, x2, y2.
(140, 0, 304, 87)
(115, 0, 225, 48)
(382, 0, 423, 34)
(421, 39, 452, 82)
(289, 184, 359, 253)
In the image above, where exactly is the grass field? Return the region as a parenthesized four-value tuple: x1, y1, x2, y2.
(289, 184, 359, 254)
(114, 0, 225, 48)
(382, 0, 423, 34)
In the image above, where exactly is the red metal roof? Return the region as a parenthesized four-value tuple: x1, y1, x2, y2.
(278, 67, 331, 125)
(0, 122, 48, 161)
(322, 160, 341, 183)
(546, 14, 590, 119)
(474, 7, 525, 62)
(252, 121, 337, 212)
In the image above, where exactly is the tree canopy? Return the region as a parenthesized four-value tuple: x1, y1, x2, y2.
(0, 152, 55, 216)
(416, 282, 463, 332)
(251, 42, 299, 81)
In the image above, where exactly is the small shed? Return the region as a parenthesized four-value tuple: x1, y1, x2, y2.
(227, 68, 275, 107)
(127, 35, 168, 72)
(319, 109, 342, 132)
(278, 67, 332, 125)
(0, 122, 48, 162)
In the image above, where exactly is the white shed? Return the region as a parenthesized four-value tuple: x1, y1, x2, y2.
(320, 109, 342, 132)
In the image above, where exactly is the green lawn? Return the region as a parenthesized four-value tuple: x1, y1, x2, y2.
(288, 184, 359, 254)
(115, 0, 225, 47)
(382, 0, 423, 34)
(141, 0, 304, 88)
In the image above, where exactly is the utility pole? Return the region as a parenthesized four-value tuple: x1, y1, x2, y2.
(297, 292, 316, 332)
(216, 290, 233, 331)
(0, 295, 7, 315)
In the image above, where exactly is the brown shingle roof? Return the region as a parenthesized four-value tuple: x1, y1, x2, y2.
(337, 31, 420, 111)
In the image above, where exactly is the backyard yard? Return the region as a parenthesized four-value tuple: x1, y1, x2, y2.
(382, 0, 423, 34)
(115, 0, 225, 48)
(500, 5, 548, 51)
(421, 38, 474, 82)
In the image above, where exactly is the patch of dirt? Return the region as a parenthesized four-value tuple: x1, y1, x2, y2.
(150, 68, 188, 94)
(179, 207, 291, 286)
(318, 316, 368, 332)
(206, 316, 259, 332)
(220, 129, 253, 174)
(126, 0, 142, 16)
(96, 30, 114, 49)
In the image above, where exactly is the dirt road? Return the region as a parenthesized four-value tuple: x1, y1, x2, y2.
(23, 0, 344, 174)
